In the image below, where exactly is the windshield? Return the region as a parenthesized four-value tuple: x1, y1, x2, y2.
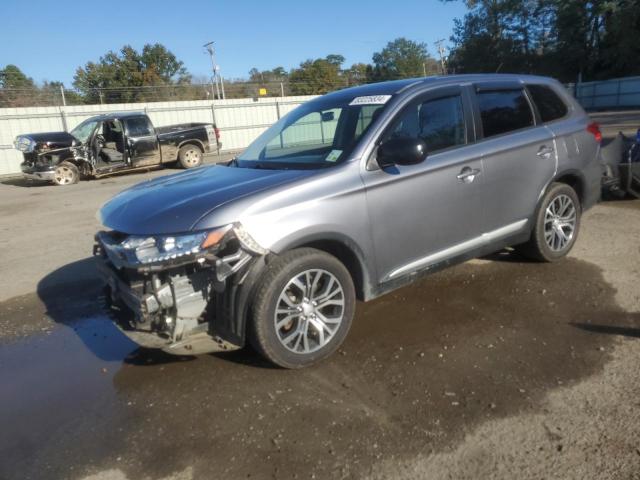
(236, 95, 390, 169)
(70, 119, 99, 143)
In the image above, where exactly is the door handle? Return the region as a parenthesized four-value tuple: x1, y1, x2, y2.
(537, 146, 554, 159)
(457, 167, 481, 184)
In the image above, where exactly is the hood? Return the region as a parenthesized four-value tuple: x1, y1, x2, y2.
(22, 131, 76, 149)
(99, 165, 315, 235)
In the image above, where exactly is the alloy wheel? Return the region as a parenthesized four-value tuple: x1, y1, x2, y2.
(274, 269, 345, 354)
(544, 194, 576, 252)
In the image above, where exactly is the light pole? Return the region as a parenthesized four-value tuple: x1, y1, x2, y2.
(204, 41, 226, 100)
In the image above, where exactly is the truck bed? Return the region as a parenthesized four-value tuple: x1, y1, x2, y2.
(155, 123, 211, 135)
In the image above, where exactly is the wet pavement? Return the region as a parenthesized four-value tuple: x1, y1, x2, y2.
(1, 253, 637, 480)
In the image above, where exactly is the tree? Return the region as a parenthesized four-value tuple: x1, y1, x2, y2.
(548, 0, 609, 81)
(245, 67, 289, 97)
(249, 66, 288, 83)
(0, 65, 37, 107)
(0, 64, 35, 89)
(372, 38, 439, 80)
(599, 0, 640, 78)
(140, 43, 190, 84)
(41, 80, 84, 105)
(443, 0, 556, 74)
(325, 54, 346, 67)
(444, 0, 640, 82)
(73, 44, 190, 103)
(345, 63, 370, 86)
(289, 55, 345, 95)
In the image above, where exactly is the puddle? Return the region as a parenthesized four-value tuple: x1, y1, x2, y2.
(0, 315, 137, 479)
(0, 255, 636, 480)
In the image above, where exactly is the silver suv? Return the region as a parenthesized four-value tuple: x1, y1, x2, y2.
(95, 74, 601, 368)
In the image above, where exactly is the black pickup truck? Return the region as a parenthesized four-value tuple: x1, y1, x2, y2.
(13, 112, 221, 185)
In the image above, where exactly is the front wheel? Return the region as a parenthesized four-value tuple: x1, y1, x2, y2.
(517, 182, 581, 262)
(178, 144, 203, 169)
(249, 248, 356, 368)
(53, 161, 79, 186)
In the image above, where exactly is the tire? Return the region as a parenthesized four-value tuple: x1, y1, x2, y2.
(53, 161, 79, 186)
(516, 182, 581, 262)
(249, 248, 356, 369)
(178, 144, 203, 169)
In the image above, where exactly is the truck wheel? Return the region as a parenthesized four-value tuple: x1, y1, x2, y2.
(516, 182, 581, 262)
(249, 248, 356, 369)
(53, 161, 79, 186)
(178, 145, 203, 169)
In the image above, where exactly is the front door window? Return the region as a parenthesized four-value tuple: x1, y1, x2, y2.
(387, 94, 467, 153)
(95, 120, 125, 164)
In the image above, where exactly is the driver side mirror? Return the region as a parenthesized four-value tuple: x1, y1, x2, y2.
(321, 111, 335, 122)
(377, 137, 428, 168)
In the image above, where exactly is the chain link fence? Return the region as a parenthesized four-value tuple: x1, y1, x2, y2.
(0, 80, 379, 108)
(0, 72, 447, 108)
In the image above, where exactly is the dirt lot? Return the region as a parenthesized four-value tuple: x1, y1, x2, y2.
(0, 149, 639, 479)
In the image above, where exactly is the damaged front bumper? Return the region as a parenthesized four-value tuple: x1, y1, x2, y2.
(21, 163, 56, 181)
(94, 228, 267, 355)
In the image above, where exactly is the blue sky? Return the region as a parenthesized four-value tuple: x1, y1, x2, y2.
(0, 0, 468, 86)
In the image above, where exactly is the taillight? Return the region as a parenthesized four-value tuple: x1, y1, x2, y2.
(587, 122, 602, 143)
(214, 127, 220, 140)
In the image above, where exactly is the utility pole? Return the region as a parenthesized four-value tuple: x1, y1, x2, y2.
(204, 41, 226, 100)
(60, 84, 66, 106)
(219, 72, 226, 99)
(434, 39, 447, 75)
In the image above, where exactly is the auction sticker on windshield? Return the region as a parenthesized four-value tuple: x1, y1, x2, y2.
(349, 95, 392, 106)
(325, 150, 342, 162)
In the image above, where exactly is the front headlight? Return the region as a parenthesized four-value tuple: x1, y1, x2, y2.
(122, 225, 232, 264)
(14, 136, 36, 153)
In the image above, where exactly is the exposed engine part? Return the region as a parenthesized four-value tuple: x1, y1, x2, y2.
(96, 239, 259, 355)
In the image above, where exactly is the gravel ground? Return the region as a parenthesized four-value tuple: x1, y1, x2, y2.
(0, 141, 639, 479)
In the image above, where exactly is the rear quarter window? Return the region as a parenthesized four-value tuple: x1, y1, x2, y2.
(477, 89, 534, 139)
(527, 84, 569, 123)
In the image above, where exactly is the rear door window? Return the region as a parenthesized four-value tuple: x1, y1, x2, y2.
(125, 117, 154, 137)
(477, 89, 534, 139)
(527, 85, 569, 123)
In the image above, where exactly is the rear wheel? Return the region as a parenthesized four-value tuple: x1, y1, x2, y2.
(517, 182, 581, 262)
(53, 161, 79, 186)
(178, 144, 203, 169)
(249, 248, 356, 368)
